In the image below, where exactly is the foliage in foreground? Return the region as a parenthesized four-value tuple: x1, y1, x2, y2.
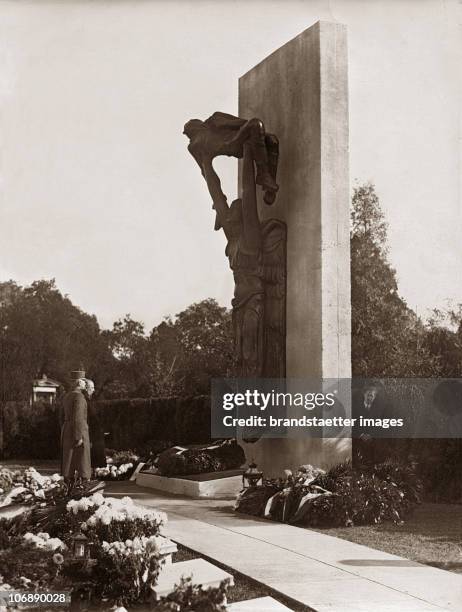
(235, 460, 422, 528)
(0, 530, 230, 610)
(0, 480, 230, 610)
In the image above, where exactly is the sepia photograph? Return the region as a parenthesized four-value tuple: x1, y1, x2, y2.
(0, 1, 461, 610)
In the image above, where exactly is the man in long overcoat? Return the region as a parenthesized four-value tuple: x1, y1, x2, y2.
(61, 377, 91, 482)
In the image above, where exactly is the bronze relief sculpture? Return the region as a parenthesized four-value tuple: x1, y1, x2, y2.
(184, 112, 286, 377)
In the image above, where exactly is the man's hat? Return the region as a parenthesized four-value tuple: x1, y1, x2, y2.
(70, 367, 85, 380)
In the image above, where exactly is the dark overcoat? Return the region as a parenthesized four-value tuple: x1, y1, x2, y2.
(61, 389, 91, 479)
(87, 401, 106, 468)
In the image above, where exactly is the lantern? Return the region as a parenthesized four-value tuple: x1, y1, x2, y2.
(72, 532, 88, 559)
(242, 461, 263, 488)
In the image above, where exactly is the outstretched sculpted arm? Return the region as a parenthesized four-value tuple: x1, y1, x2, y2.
(202, 158, 231, 238)
(188, 143, 205, 177)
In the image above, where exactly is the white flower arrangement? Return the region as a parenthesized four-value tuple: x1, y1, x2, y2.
(67, 494, 167, 531)
(23, 532, 67, 552)
(296, 464, 326, 486)
(94, 463, 134, 480)
(66, 492, 105, 515)
(1, 468, 64, 507)
(101, 534, 163, 557)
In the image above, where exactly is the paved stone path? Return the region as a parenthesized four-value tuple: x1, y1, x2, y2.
(105, 482, 462, 612)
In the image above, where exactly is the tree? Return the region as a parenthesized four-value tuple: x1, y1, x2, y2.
(424, 306, 462, 377)
(147, 299, 235, 397)
(107, 314, 146, 361)
(99, 299, 235, 399)
(0, 279, 115, 400)
(351, 183, 439, 377)
(103, 314, 151, 398)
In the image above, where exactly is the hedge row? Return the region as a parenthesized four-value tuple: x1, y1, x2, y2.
(1, 396, 212, 459)
(96, 396, 212, 450)
(1, 400, 61, 460)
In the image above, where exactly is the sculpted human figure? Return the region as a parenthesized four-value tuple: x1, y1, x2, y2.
(184, 113, 286, 378)
(183, 111, 279, 210)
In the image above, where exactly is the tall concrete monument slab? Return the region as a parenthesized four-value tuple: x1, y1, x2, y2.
(238, 21, 351, 474)
(239, 20, 350, 380)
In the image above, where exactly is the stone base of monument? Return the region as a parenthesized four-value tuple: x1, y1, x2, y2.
(136, 469, 244, 499)
(228, 597, 292, 611)
(153, 558, 234, 600)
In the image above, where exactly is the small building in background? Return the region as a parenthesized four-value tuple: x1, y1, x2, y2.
(31, 374, 62, 405)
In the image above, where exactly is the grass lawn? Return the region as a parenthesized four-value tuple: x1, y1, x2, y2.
(312, 502, 462, 574)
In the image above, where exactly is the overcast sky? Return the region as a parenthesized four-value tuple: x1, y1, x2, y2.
(0, 0, 460, 330)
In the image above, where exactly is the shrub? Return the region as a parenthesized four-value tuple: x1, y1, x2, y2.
(175, 396, 212, 444)
(414, 439, 462, 502)
(234, 485, 279, 516)
(2, 395, 213, 459)
(89, 536, 164, 606)
(367, 459, 422, 506)
(0, 536, 67, 593)
(96, 398, 178, 450)
(293, 472, 412, 527)
(96, 395, 212, 450)
(236, 460, 422, 528)
(3, 401, 61, 459)
(294, 460, 421, 527)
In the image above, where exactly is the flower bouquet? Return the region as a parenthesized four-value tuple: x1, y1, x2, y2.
(152, 439, 245, 477)
(0, 467, 65, 509)
(0, 467, 17, 505)
(94, 449, 141, 481)
(235, 464, 329, 522)
(106, 449, 140, 466)
(94, 462, 135, 481)
(89, 534, 164, 606)
(63, 493, 167, 544)
(0, 530, 68, 598)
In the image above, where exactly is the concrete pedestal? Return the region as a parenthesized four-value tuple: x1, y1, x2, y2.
(136, 470, 244, 499)
(239, 21, 351, 476)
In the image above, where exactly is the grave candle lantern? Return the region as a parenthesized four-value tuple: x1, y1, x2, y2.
(242, 461, 263, 488)
(72, 532, 88, 559)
